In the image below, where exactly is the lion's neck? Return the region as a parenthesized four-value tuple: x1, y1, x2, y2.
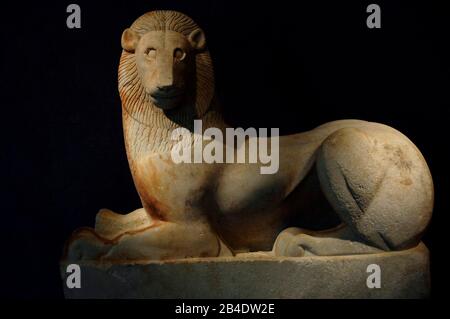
(122, 99, 227, 160)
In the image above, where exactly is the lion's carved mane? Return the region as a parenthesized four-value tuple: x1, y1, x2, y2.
(118, 11, 226, 161)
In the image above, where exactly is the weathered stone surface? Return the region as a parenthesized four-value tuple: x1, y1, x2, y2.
(64, 9, 433, 263)
(62, 10, 433, 299)
(61, 243, 429, 299)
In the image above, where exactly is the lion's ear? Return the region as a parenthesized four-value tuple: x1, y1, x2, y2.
(188, 28, 206, 51)
(121, 28, 141, 53)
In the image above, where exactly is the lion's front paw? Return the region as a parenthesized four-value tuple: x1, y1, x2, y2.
(64, 227, 112, 261)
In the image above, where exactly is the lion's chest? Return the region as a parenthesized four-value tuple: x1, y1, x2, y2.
(133, 152, 216, 221)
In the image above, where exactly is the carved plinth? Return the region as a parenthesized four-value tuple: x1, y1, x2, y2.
(61, 243, 429, 299)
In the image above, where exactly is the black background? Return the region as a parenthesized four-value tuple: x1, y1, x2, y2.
(0, 0, 448, 298)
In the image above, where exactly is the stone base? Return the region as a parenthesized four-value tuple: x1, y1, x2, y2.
(60, 243, 430, 299)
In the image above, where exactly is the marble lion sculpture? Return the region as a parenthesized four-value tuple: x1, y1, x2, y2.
(65, 10, 433, 261)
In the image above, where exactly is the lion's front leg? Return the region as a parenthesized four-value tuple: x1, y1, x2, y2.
(65, 220, 222, 261)
(94, 208, 152, 240)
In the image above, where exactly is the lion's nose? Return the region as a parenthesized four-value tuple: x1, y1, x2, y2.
(156, 78, 174, 90)
(157, 85, 172, 92)
(156, 57, 174, 89)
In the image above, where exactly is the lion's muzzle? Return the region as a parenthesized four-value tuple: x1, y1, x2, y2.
(149, 86, 185, 110)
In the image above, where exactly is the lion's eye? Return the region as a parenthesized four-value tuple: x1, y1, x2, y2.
(174, 48, 186, 61)
(146, 48, 156, 59)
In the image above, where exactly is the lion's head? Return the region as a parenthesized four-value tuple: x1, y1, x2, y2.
(119, 11, 215, 127)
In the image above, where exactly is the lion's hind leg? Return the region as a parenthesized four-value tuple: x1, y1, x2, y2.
(274, 124, 433, 257)
(273, 225, 382, 257)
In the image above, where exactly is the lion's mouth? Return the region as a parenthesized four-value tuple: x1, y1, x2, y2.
(151, 92, 183, 100)
(149, 90, 185, 109)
